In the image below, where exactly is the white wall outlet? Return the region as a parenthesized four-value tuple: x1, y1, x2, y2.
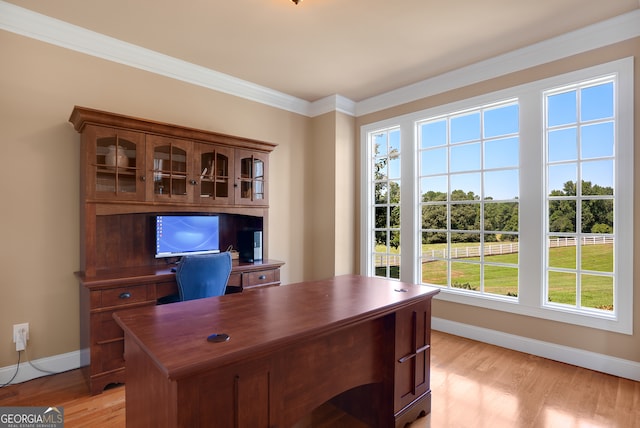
(13, 323, 29, 351)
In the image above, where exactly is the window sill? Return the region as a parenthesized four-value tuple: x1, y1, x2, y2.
(433, 287, 631, 335)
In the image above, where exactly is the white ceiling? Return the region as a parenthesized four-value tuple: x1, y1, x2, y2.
(4, 0, 640, 102)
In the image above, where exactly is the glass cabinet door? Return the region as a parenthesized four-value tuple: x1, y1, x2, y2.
(235, 150, 268, 206)
(146, 135, 192, 202)
(197, 144, 234, 205)
(87, 125, 145, 201)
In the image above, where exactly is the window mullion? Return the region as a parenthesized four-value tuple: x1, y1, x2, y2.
(398, 119, 416, 284)
(518, 89, 544, 307)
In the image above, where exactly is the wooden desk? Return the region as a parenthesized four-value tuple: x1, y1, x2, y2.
(113, 275, 439, 427)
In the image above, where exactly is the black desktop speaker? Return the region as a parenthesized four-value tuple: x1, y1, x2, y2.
(237, 230, 262, 262)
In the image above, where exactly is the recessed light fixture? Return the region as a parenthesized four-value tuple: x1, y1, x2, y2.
(291, 0, 302, 4)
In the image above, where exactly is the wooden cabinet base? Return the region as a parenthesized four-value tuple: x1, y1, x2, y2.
(394, 392, 431, 428)
(84, 367, 126, 396)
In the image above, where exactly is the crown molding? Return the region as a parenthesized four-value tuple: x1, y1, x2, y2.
(309, 94, 357, 117)
(1, 1, 638, 118)
(355, 9, 640, 117)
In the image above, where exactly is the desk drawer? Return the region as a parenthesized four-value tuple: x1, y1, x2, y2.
(101, 285, 150, 308)
(94, 311, 122, 343)
(227, 272, 242, 287)
(245, 269, 276, 287)
(93, 340, 125, 375)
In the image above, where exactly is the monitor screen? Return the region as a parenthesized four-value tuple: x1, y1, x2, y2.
(155, 215, 220, 258)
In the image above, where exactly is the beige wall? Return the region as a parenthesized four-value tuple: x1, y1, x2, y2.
(355, 38, 640, 363)
(307, 113, 336, 280)
(0, 30, 314, 367)
(306, 111, 357, 281)
(334, 112, 356, 276)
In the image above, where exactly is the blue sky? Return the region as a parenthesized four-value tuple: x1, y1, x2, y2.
(546, 81, 614, 194)
(375, 80, 614, 201)
(419, 102, 520, 200)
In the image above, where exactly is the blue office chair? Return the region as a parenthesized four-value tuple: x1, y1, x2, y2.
(175, 252, 233, 302)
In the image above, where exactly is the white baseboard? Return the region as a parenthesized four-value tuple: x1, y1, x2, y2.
(0, 349, 87, 386)
(433, 317, 640, 381)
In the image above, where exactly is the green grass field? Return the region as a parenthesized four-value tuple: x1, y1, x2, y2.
(417, 244, 614, 310)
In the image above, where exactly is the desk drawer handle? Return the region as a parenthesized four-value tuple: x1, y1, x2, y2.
(398, 344, 430, 364)
(119, 292, 131, 300)
(258, 275, 267, 280)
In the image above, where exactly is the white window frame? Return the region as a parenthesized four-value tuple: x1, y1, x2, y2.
(370, 126, 402, 280)
(416, 98, 520, 299)
(360, 57, 633, 334)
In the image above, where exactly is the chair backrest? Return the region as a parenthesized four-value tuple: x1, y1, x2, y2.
(175, 252, 232, 301)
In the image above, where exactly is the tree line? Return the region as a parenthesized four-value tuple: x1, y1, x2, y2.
(375, 180, 613, 248)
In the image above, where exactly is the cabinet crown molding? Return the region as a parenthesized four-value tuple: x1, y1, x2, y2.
(69, 106, 277, 153)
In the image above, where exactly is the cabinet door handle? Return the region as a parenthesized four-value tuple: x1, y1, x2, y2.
(259, 275, 267, 280)
(189, 179, 198, 185)
(119, 292, 131, 300)
(140, 175, 146, 182)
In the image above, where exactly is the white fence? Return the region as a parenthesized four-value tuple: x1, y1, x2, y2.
(422, 242, 519, 261)
(421, 236, 613, 261)
(374, 254, 401, 267)
(547, 236, 614, 248)
(375, 235, 613, 266)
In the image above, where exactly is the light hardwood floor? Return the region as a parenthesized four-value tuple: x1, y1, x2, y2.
(1, 331, 638, 427)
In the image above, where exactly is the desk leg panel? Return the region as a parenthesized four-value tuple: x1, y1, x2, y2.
(270, 317, 394, 427)
(125, 337, 272, 427)
(124, 334, 179, 427)
(197, 360, 270, 428)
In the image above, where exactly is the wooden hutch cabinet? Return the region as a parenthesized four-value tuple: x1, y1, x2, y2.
(82, 125, 146, 201)
(235, 149, 269, 205)
(195, 143, 235, 205)
(70, 106, 284, 394)
(145, 134, 193, 203)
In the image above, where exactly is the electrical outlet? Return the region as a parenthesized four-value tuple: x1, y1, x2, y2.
(13, 323, 29, 351)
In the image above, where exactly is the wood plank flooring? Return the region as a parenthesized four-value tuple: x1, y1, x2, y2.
(1, 331, 638, 427)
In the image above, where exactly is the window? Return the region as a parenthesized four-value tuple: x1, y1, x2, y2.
(418, 101, 520, 299)
(361, 58, 633, 333)
(544, 79, 616, 313)
(371, 127, 401, 280)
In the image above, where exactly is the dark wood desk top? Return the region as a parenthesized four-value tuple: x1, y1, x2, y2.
(113, 274, 439, 381)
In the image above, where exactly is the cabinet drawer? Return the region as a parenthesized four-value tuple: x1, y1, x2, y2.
(93, 340, 125, 375)
(93, 312, 123, 343)
(101, 285, 150, 308)
(245, 270, 276, 287)
(227, 272, 242, 287)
